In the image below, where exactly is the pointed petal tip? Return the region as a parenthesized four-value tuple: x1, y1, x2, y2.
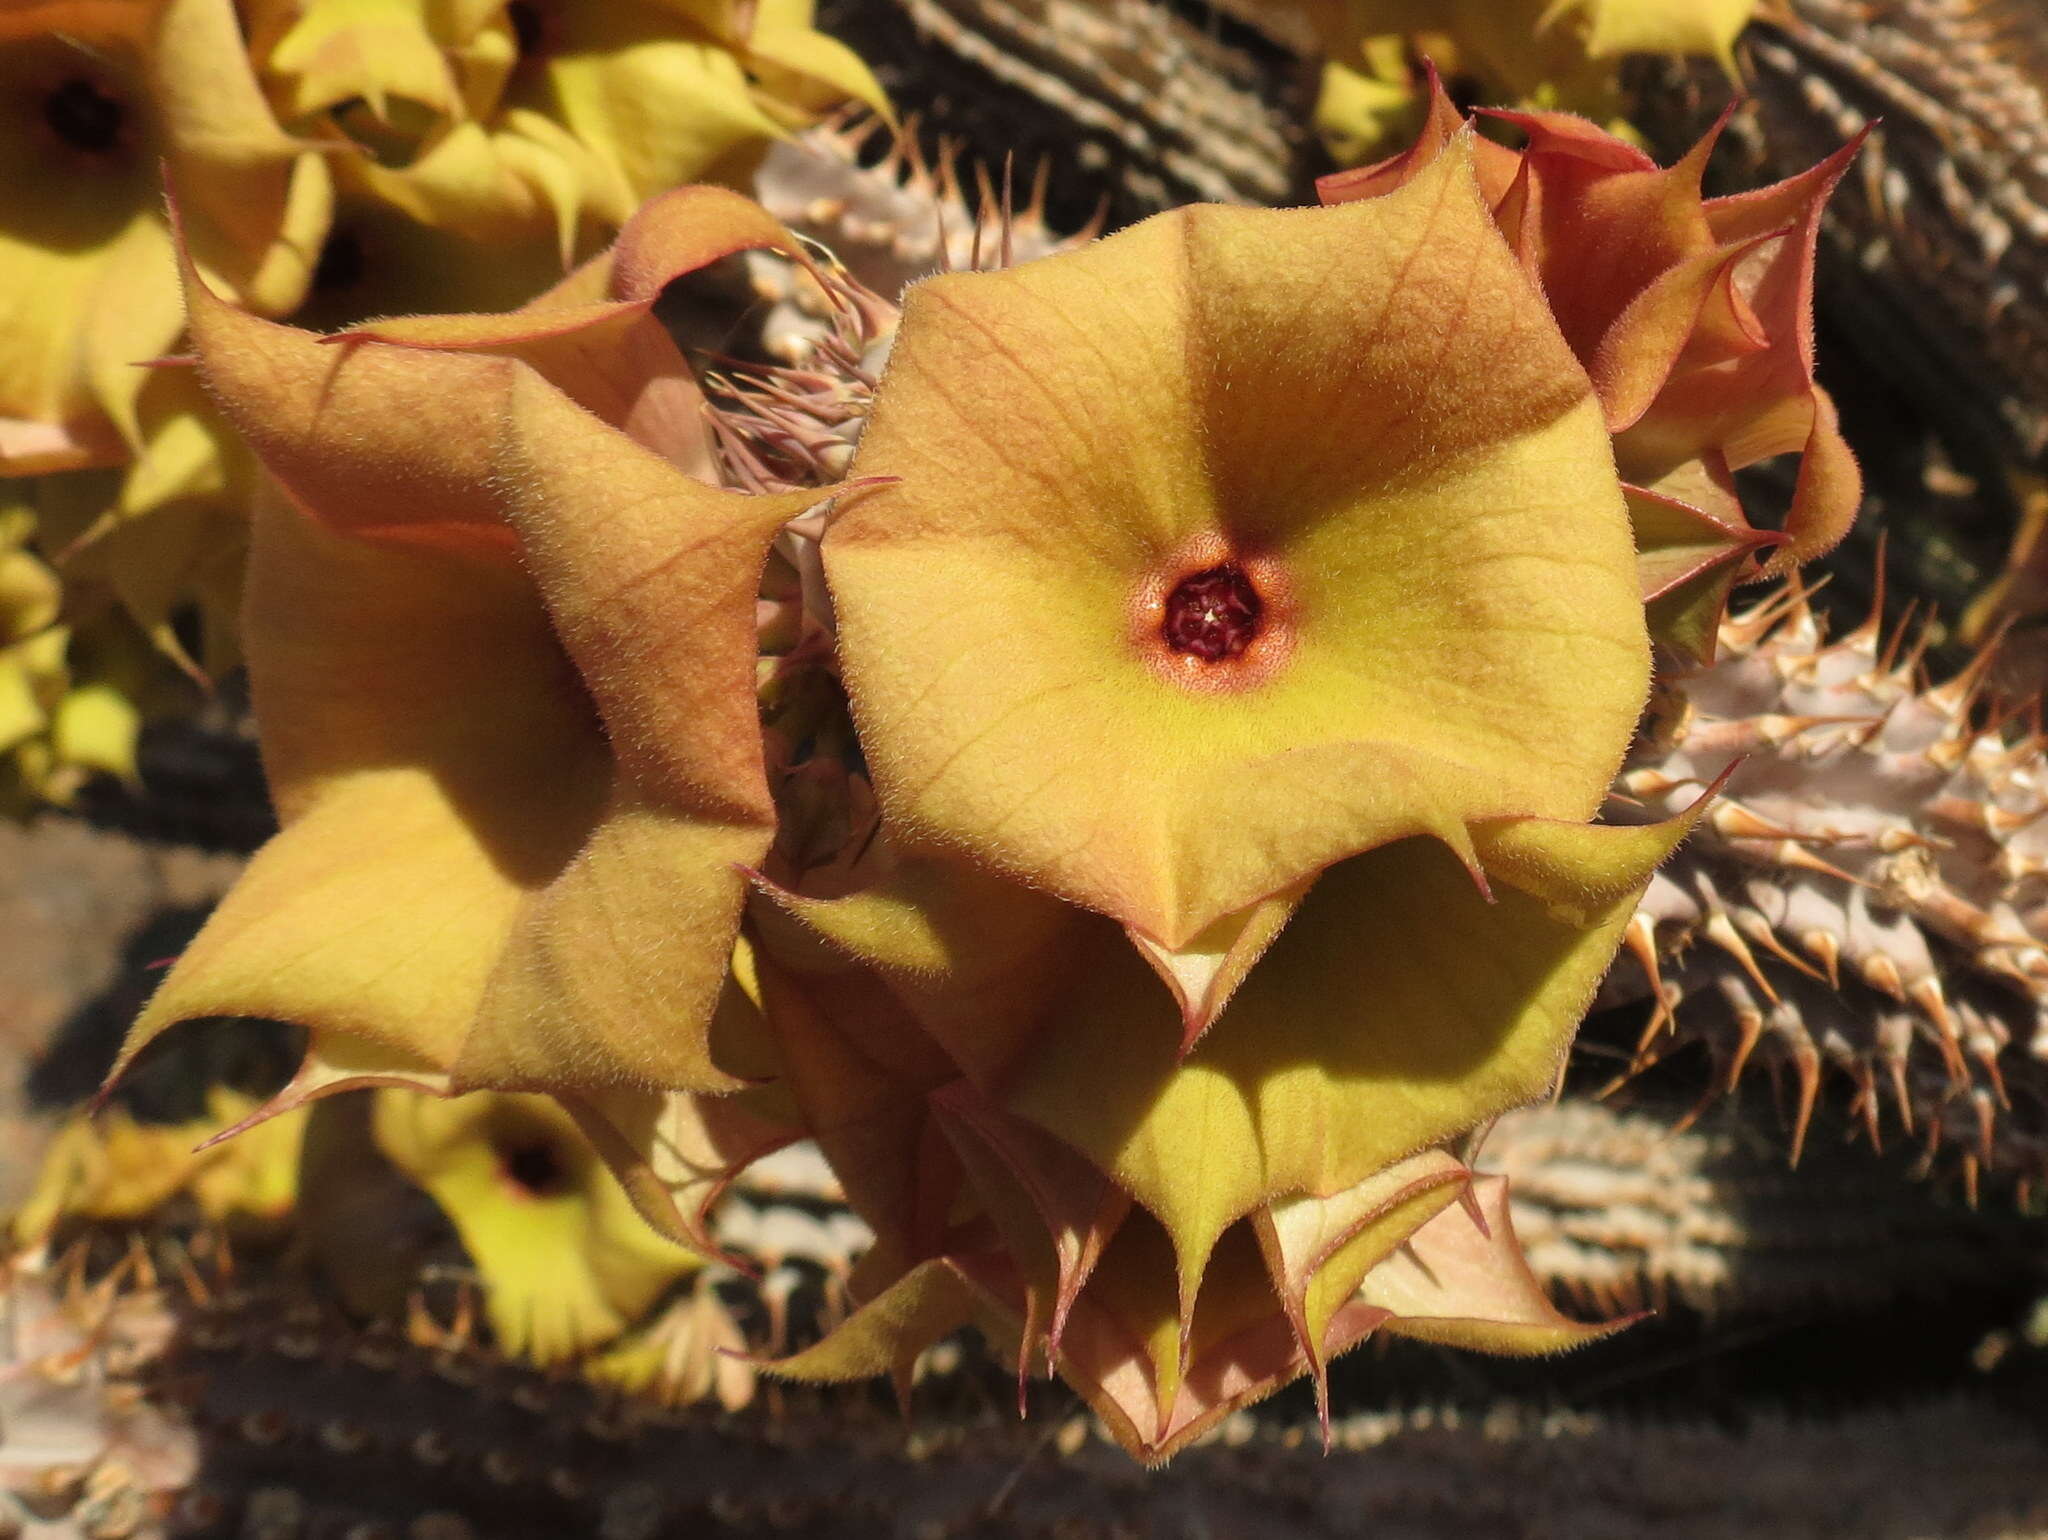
(732, 861, 781, 896)
(1456, 1180, 1491, 1242)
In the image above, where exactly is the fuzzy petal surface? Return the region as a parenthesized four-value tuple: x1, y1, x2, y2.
(1363, 1172, 1630, 1352)
(830, 134, 1646, 947)
(999, 822, 1672, 1307)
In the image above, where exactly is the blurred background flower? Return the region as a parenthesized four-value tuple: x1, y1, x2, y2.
(1307, 0, 1756, 167)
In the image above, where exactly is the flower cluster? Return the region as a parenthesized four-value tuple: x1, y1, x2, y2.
(0, 0, 884, 802)
(108, 100, 1855, 1460)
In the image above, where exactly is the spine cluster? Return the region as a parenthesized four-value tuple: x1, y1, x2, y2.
(713, 121, 1086, 493)
(1613, 586, 2048, 1202)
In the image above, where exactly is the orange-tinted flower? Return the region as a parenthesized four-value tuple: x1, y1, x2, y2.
(111, 190, 833, 1147)
(1323, 80, 1861, 655)
(744, 902, 1640, 1460)
(829, 134, 1652, 951)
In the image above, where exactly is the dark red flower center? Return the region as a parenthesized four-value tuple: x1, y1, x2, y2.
(312, 226, 367, 294)
(44, 77, 125, 154)
(507, 1, 547, 57)
(1161, 563, 1262, 662)
(498, 1136, 569, 1198)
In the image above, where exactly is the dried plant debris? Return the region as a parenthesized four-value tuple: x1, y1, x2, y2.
(1, 1250, 196, 1540)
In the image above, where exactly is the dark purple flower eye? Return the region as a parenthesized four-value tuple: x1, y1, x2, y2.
(1161, 563, 1262, 662)
(44, 77, 126, 155)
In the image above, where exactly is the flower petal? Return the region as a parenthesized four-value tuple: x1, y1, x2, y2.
(1252, 1149, 1466, 1423)
(751, 852, 1087, 1088)
(1626, 476, 1778, 663)
(328, 185, 812, 469)
(751, 952, 967, 1265)
(931, 1082, 1130, 1375)
(1124, 879, 1308, 1056)
(1046, 1215, 1309, 1464)
(764, 1256, 977, 1400)
(1002, 824, 1663, 1317)
(1363, 1173, 1630, 1352)
(117, 485, 611, 1086)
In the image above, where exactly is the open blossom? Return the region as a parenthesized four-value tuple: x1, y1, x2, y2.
(370, 1089, 704, 1365)
(1346, 0, 1755, 107)
(2, 0, 322, 799)
(10, 1089, 305, 1244)
(0, 0, 330, 474)
(827, 134, 1653, 951)
(4, 155, 575, 807)
(1, 0, 888, 819)
(1322, 80, 1860, 657)
(729, 131, 1709, 1456)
